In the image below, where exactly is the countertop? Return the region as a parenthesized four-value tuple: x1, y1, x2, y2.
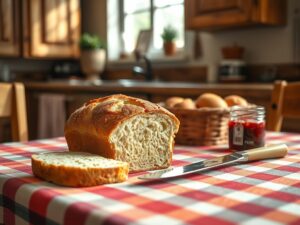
(24, 80, 273, 96)
(25, 80, 300, 138)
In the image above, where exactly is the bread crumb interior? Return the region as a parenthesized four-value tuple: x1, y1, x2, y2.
(110, 114, 175, 171)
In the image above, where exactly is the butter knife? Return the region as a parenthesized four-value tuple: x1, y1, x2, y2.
(138, 144, 288, 180)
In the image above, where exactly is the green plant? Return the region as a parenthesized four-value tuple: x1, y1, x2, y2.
(79, 33, 105, 50)
(161, 25, 178, 42)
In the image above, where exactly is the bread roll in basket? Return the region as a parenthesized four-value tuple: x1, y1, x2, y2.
(164, 94, 230, 146)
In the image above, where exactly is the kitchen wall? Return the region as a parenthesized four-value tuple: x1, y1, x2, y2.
(194, 0, 299, 82)
(197, 0, 298, 65)
(80, 0, 300, 82)
(0, 0, 298, 82)
(82, 0, 298, 66)
(81, 0, 107, 44)
(0, 59, 55, 81)
(0, 1, 105, 83)
(0, 0, 104, 82)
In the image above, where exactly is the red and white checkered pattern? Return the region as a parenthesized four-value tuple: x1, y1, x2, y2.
(1, 132, 300, 225)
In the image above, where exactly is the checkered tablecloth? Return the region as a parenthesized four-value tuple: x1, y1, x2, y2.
(0, 132, 300, 225)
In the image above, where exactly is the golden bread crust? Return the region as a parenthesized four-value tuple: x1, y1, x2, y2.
(195, 93, 228, 108)
(64, 94, 180, 171)
(224, 95, 248, 107)
(165, 96, 184, 108)
(173, 98, 196, 109)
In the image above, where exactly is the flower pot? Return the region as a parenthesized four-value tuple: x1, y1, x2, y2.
(80, 49, 106, 80)
(163, 41, 176, 56)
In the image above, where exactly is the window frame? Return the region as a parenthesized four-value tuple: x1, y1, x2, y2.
(119, 0, 185, 58)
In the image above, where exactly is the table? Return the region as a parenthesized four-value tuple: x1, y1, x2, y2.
(1, 132, 300, 225)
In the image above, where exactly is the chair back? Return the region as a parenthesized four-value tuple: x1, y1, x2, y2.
(0, 82, 28, 141)
(267, 80, 300, 131)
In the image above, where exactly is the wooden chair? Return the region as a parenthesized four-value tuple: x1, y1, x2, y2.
(0, 82, 28, 141)
(267, 80, 300, 132)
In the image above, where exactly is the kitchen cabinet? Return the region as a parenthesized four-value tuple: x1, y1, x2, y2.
(0, 0, 80, 58)
(23, 0, 80, 58)
(0, 0, 20, 56)
(185, 0, 286, 30)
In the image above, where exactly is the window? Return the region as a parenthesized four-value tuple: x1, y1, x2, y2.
(120, 0, 184, 56)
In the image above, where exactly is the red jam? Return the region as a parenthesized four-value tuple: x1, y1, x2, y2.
(228, 120, 265, 151)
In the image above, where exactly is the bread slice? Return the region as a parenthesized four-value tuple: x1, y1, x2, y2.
(31, 152, 129, 187)
(64, 94, 180, 172)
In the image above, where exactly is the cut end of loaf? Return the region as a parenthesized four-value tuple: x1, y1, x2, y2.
(110, 113, 177, 172)
(31, 152, 129, 187)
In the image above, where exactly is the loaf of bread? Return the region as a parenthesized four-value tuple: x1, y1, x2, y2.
(31, 152, 129, 187)
(195, 93, 228, 108)
(64, 94, 180, 172)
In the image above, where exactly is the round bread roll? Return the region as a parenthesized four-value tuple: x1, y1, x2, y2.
(195, 93, 227, 108)
(165, 97, 184, 108)
(173, 98, 196, 109)
(225, 95, 248, 107)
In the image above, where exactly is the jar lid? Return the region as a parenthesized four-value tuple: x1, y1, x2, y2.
(230, 105, 265, 119)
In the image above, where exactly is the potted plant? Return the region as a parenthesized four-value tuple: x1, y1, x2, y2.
(79, 33, 106, 80)
(161, 25, 178, 56)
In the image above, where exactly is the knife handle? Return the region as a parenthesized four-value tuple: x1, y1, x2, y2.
(243, 144, 288, 161)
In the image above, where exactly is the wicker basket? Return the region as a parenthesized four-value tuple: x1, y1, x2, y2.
(168, 107, 230, 146)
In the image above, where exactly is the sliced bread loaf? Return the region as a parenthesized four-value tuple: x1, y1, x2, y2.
(64, 94, 180, 172)
(31, 152, 129, 187)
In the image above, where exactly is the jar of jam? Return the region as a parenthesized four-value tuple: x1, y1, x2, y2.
(228, 106, 265, 151)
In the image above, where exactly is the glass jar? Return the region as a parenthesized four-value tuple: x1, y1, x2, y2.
(228, 106, 265, 151)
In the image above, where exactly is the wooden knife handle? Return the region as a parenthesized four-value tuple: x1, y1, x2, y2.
(243, 144, 288, 161)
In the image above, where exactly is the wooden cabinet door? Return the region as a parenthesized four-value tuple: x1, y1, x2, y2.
(0, 0, 20, 56)
(185, 0, 254, 29)
(24, 0, 80, 58)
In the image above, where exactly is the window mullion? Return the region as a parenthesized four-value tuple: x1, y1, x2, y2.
(155, 2, 183, 10)
(120, 0, 124, 33)
(150, 0, 154, 31)
(119, 0, 125, 53)
(150, 0, 155, 53)
(124, 9, 151, 15)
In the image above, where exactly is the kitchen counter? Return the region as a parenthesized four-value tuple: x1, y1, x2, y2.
(24, 80, 276, 140)
(22, 80, 300, 140)
(24, 80, 273, 97)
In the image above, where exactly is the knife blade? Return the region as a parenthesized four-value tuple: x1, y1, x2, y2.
(138, 144, 288, 180)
